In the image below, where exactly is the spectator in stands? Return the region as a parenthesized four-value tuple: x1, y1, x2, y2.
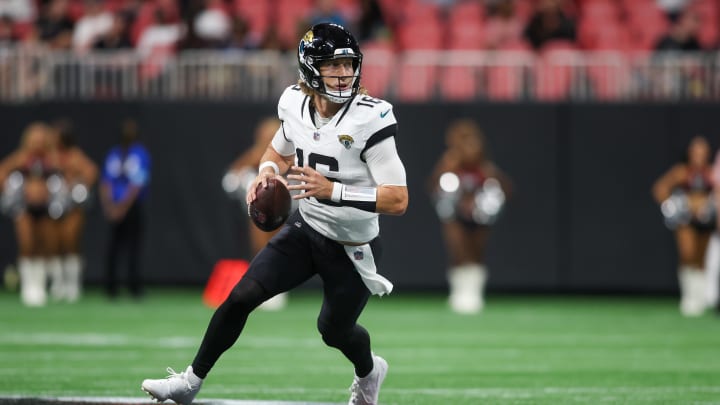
(485, 0, 524, 50)
(307, 0, 349, 28)
(100, 119, 151, 299)
(653, 136, 715, 316)
(0, 0, 34, 25)
(136, 8, 184, 56)
(657, 0, 689, 23)
(428, 119, 512, 314)
(224, 15, 258, 50)
(192, 0, 231, 48)
(0, 16, 18, 45)
(655, 10, 701, 51)
(523, 0, 576, 50)
(72, 0, 113, 53)
(93, 13, 132, 49)
(355, 0, 391, 44)
(259, 25, 286, 51)
(35, 0, 74, 49)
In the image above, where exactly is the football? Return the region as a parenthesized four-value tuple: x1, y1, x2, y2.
(249, 177, 292, 232)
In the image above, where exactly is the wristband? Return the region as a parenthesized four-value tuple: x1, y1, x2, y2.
(340, 185, 377, 212)
(331, 182, 343, 203)
(258, 161, 280, 175)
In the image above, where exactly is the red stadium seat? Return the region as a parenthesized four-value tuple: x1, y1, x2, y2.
(234, 0, 271, 38)
(448, 19, 485, 50)
(397, 20, 443, 50)
(581, 0, 620, 21)
(487, 43, 532, 100)
(448, 0, 485, 24)
(535, 41, 577, 100)
(360, 41, 395, 96)
(625, 3, 668, 50)
(396, 61, 436, 102)
(440, 65, 476, 101)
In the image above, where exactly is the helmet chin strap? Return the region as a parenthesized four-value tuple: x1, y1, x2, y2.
(318, 75, 357, 103)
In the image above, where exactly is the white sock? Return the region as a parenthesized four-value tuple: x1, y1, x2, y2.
(63, 254, 83, 302)
(47, 256, 64, 301)
(679, 266, 705, 317)
(19, 257, 47, 307)
(448, 264, 486, 314)
(704, 232, 720, 307)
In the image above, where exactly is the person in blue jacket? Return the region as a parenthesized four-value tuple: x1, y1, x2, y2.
(100, 118, 151, 299)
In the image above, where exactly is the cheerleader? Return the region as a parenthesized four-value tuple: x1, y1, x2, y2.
(653, 136, 716, 316)
(429, 119, 512, 314)
(47, 119, 99, 302)
(0, 122, 60, 306)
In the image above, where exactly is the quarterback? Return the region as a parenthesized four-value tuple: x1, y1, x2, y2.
(141, 23, 408, 405)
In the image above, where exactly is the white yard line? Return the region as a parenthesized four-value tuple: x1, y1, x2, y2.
(0, 333, 320, 349)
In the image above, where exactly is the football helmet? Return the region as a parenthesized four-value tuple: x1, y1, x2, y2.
(297, 23, 363, 104)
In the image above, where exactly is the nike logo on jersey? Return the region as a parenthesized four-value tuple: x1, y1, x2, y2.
(380, 109, 391, 118)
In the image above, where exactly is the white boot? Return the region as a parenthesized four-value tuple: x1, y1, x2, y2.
(19, 257, 47, 307)
(63, 254, 83, 302)
(704, 232, 720, 308)
(142, 366, 203, 404)
(47, 256, 64, 301)
(448, 264, 487, 314)
(679, 266, 705, 317)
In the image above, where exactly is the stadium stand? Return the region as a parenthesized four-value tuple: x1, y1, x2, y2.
(0, 0, 718, 101)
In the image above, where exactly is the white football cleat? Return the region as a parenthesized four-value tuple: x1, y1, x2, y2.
(348, 355, 388, 405)
(141, 366, 202, 404)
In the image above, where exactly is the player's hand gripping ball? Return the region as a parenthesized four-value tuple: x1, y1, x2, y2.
(249, 177, 291, 232)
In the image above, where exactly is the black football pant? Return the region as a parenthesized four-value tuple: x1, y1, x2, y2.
(192, 211, 381, 379)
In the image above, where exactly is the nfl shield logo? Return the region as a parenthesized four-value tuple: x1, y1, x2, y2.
(353, 248, 364, 260)
(313, 132, 320, 141)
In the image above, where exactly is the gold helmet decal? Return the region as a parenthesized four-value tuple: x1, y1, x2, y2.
(302, 30, 314, 44)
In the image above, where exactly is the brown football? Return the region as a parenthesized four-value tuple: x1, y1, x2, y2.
(249, 177, 292, 232)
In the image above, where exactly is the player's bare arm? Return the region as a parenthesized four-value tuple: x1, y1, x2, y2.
(287, 165, 407, 216)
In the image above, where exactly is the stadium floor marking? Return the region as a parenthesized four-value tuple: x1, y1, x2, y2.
(0, 397, 339, 405)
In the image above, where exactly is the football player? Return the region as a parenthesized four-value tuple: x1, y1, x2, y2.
(653, 136, 716, 316)
(141, 23, 408, 405)
(429, 119, 512, 314)
(0, 122, 61, 306)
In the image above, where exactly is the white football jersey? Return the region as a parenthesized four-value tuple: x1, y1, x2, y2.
(271, 85, 399, 243)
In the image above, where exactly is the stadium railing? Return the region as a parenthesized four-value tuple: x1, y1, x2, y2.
(0, 46, 718, 102)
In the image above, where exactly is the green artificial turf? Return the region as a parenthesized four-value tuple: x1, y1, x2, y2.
(1, 288, 719, 404)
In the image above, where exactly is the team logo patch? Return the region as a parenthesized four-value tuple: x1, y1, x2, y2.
(353, 248, 364, 260)
(338, 134, 354, 149)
